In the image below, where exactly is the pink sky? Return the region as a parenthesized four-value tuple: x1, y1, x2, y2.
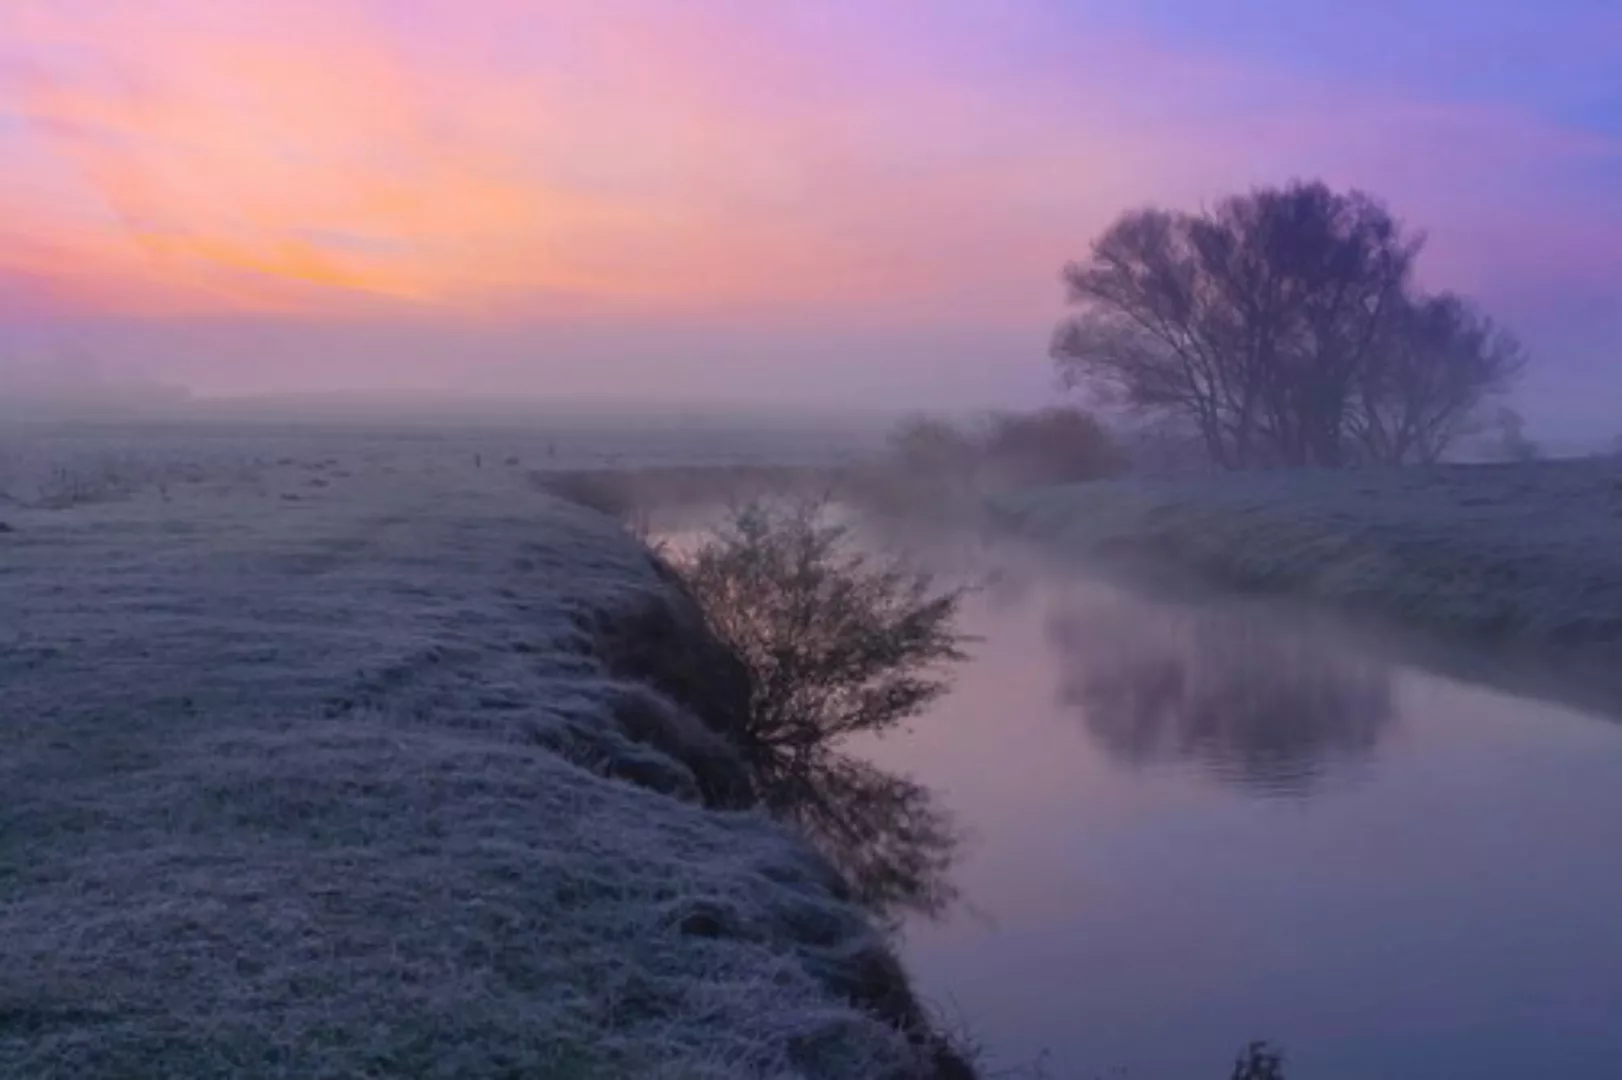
(1, 0, 1618, 429)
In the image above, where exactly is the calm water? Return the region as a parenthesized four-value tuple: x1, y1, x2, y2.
(858, 557, 1622, 1079)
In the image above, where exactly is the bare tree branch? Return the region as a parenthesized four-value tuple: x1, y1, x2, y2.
(1053, 180, 1523, 468)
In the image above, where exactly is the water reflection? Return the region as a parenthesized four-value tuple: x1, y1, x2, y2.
(759, 750, 960, 926)
(856, 561, 1622, 1077)
(1046, 596, 1396, 796)
(653, 516, 964, 927)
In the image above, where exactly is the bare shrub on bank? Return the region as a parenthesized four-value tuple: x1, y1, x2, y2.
(673, 498, 968, 764)
(1229, 1042, 1286, 1080)
(977, 407, 1125, 488)
(859, 406, 1125, 523)
(667, 497, 970, 920)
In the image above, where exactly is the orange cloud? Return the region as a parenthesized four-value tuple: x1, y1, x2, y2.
(4, 1, 675, 314)
(0, 0, 1154, 323)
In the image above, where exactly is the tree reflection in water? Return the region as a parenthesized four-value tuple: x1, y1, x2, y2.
(663, 500, 969, 928)
(1046, 597, 1396, 796)
(756, 748, 961, 927)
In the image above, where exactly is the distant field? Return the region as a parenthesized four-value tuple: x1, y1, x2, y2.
(530, 463, 846, 528)
(0, 414, 875, 507)
(0, 424, 952, 1080)
(991, 458, 1622, 669)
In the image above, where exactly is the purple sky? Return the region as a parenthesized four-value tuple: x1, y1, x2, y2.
(1, 0, 1617, 434)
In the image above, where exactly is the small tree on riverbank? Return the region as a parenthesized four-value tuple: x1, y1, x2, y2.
(668, 497, 970, 919)
(672, 499, 968, 762)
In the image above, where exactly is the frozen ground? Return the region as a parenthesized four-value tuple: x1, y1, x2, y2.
(0, 424, 951, 1079)
(991, 459, 1622, 676)
(0, 414, 873, 505)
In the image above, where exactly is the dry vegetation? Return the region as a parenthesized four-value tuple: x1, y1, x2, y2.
(664, 499, 970, 923)
(843, 407, 1124, 525)
(527, 406, 1126, 536)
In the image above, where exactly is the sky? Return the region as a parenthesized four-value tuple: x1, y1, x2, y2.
(1, 0, 1618, 431)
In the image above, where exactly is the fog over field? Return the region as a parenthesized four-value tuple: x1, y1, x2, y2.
(5, 1, 1621, 1076)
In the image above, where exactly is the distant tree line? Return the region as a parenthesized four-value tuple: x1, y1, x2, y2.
(1053, 180, 1527, 469)
(862, 406, 1124, 515)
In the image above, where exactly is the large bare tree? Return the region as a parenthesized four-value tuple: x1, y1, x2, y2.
(1052, 181, 1525, 468)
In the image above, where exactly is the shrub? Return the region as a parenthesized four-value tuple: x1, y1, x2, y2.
(979, 406, 1125, 488)
(670, 497, 967, 769)
(666, 497, 969, 920)
(856, 407, 1125, 523)
(1230, 1042, 1285, 1080)
(887, 415, 983, 483)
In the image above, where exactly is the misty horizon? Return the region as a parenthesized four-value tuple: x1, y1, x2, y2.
(3, 0, 1618, 441)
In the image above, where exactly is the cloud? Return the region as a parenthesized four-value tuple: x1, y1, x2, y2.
(0, 0, 1615, 344)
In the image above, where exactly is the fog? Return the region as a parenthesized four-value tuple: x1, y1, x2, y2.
(0, 315, 1060, 424)
(5, 0, 1620, 442)
(5, 2, 1621, 1077)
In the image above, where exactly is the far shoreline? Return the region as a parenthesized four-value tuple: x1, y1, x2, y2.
(986, 458, 1622, 721)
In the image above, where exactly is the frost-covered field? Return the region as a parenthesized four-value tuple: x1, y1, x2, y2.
(0, 423, 950, 1079)
(992, 459, 1622, 656)
(0, 416, 872, 511)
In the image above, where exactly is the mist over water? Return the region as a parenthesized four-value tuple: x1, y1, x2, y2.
(853, 547, 1622, 1079)
(5, 397, 1621, 1080)
(1044, 593, 1396, 797)
(5, 1, 1621, 1075)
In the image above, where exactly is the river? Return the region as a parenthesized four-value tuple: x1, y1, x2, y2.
(853, 549, 1622, 1079)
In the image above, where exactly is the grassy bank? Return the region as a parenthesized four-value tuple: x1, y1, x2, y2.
(991, 458, 1622, 687)
(0, 455, 960, 1078)
(530, 463, 846, 530)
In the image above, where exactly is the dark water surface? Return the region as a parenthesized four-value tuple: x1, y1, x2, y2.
(856, 558, 1622, 1079)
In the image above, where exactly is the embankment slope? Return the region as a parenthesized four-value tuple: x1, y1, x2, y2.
(0, 470, 954, 1079)
(991, 459, 1622, 705)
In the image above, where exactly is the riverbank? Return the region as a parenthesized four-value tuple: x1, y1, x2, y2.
(989, 459, 1622, 709)
(0, 458, 965, 1078)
